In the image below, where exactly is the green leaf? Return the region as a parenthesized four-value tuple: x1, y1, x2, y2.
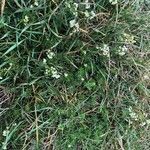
(2, 40, 24, 56)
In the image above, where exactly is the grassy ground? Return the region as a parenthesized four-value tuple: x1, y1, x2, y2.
(0, 0, 150, 149)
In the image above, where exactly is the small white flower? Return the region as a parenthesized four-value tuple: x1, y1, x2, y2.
(84, 10, 90, 17)
(23, 15, 29, 24)
(50, 67, 61, 79)
(0, 76, 2, 80)
(123, 33, 136, 44)
(118, 45, 128, 56)
(109, 0, 118, 5)
(45, 68, 50, 75)
(30, 5, 33, 8)
(143, 112, 148, 117)
(73, 12, 78, 17)
(146, 119, 150, 124)
(129, 107, 138, 121)
(122, 45, 128, 52)
(96, 46, 100, 50)
(52, 74, 60, 79)
(3, 130, 9, 137)
(68, 144, 72, 148)
(51, 66, 56, 72)
(43, 58, 47, 64)
(65, 2, 71, 8)
(70, 19, 80, 33)
(103, 51, 109, 56)
(70, 19, 76, 28)
(85, 10, 96, 19)
(83, 50, 87, 55)
(13, 123, 17, 126)
(74, 3, 79, 11)
(34, 0, 39, 6)
(64, 73, 68, 77)
(118, 51, 126, 56)
(129, 106, 132, 112)
(103, 44, 110, 51)
(85, 0, 90, 9)
(74, 23, 79, 30)
(70, 19, 79, 31)
(47, 51, 55, 59)
(101, 44, 110, 57)
(84, 64, 88, 67)
(130, 112, 138, 120)
(3, 130, 7, 136)
(90, 11, 96, 19)
(143, 74, 149, 80)
(81, 78, 85, 81)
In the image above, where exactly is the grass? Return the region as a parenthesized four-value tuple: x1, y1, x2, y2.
(0, 0, 150, 149)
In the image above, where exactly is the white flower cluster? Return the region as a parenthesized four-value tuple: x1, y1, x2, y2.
(50, 66, 61, 79)
(44, 65, 61, 79)
(46, 50, 55, 59)
(34, 0, 39, 6)
(45, 67, 60, 79)
(84, 64, 88, 67)
(69, 2, 79, 32)
(2, 129, 9, 137)
(73, 3, 79, 17)
(23, 15, 29, 24)
(68, 1, 97, 32)
(102, 44, 110, 55)
(65, 2, 78, 16)
(85, 0, 90, 9)
(43, 59, 60, 78)
(83, 50, 87, 55)
(129, 106, 138, 121)
(143, 74, 150, 81)
(123, 33, 136, 44)
(69, 19, 79, 31)
(118, 45, 128, 56)
(84, 10, 96, 19)
(109, 0, 118, 5)
(96, 44, 110, 57)
(64, 73, 68, 77)
(81, 77, 85, 81)
(43, 59, 69, 79)
(43, 58, 47, 64)
(82, 0, 96, 19)
(128, 106, 150, 127)
(98, 44, 110, 57)
(30, 0, 39, 8)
